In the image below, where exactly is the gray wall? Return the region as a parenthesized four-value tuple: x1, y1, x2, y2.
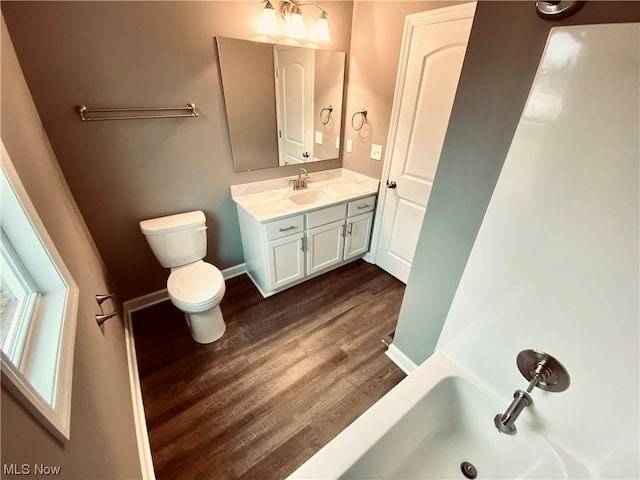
(1, 15, 141, 479)
(393, 0, 640, 365)
(343, 1, 467, 179)
(1, 1, 353, 301)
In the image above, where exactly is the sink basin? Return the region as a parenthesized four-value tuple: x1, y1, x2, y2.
(342, 376, 567, 479)
(288, 189, 333, 205)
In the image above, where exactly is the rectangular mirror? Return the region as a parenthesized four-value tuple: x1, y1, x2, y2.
(216, 37, 346, 172)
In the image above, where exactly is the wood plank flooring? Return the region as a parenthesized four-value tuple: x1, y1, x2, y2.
(132, 260, 406, 479)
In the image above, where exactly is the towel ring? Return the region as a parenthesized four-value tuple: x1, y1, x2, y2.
(320, 105, 333, 125)
(351, 108, 368, 131)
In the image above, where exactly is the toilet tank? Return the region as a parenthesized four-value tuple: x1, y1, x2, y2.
(140, 210, 207, 268)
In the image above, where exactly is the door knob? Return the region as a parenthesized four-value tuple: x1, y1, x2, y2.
(303, 152, 310, 158)
(386, 180, 397, 189)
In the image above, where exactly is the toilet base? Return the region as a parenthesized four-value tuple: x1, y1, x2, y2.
(184, 305, 226, 344)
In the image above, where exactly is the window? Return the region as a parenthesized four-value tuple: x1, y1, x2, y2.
(0, 141, 79, 442)
(1, 231, 39, 365)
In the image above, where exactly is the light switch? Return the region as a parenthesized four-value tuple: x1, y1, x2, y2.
(315, 131, 323, 144)
(335, 137, 340, 150)
(371, 144, 383, 160)
(346, 139, 353, 153)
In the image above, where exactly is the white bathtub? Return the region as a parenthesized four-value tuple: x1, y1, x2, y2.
(288, 352, 590, 479)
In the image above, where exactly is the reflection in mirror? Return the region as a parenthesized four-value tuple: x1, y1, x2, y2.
(216, 37, 346, 172)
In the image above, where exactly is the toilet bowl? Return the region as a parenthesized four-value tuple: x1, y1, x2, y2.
(139, 210, 227, 344)
(167, 261, 226, 343)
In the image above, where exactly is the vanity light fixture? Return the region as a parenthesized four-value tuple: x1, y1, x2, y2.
(258, 0, 331, 43)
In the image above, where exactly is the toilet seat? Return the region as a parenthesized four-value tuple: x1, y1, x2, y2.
(167, 261, 225, 312)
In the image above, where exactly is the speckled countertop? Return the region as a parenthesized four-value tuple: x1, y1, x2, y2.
(230, 168, 379, 222)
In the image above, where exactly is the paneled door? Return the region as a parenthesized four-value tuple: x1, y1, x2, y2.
(374, 3, 476, 283)
(275, 45, 314, 166)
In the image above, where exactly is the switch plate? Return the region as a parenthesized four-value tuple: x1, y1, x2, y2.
(346, 139, 353, 153)
(315, 131, 323, 145)
(371, 144, 383, 160)
(335, 137, 340, 150)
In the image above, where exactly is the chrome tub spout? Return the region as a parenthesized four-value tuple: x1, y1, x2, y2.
(494, 350, 570, 435)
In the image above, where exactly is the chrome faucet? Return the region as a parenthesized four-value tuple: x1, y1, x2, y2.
(494, 350, 570, 435)
(293, 168, 309, 190)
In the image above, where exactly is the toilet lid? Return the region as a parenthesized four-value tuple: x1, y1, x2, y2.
(167, 261, 224, 305)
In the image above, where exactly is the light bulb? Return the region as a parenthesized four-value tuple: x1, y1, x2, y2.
(310, 13, 331, 43)
(284, 8, 307, 39)
(258, 1, 282, 37)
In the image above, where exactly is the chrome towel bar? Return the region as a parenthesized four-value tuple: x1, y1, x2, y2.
(77, 103, 198, 121)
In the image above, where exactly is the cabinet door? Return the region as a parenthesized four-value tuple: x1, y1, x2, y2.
(267, 232, 305, 291)
(306, 220, 345, 275)
(344, 212, 374, 260)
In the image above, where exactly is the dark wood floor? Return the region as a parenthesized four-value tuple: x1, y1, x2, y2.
(132, 260, 406, 479)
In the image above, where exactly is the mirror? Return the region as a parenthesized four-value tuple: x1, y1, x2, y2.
(216, 37, 346, 172)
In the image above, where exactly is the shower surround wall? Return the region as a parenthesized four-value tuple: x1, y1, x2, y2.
(438, 23, 639, 476)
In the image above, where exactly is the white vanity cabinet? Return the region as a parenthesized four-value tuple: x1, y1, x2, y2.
(236, 194, 376, 297)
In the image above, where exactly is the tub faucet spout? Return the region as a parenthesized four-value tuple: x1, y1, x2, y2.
(494, 389, 533, 435)
(494, 349, 570, 435)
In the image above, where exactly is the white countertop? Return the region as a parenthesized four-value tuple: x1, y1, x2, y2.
(230, 168, 379, 222)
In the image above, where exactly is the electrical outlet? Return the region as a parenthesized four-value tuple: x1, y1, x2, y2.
(347, 139, 353, 153)
(315, 131, 323, 144)
(371, 144, 383, 160)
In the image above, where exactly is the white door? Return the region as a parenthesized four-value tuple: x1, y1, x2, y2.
(374, 4, 476, 283)
(275, 46, 314, 166)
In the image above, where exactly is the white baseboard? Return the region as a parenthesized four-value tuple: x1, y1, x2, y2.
(221, 262, 247, 280)
(121, 262, 246, 479)
(123, 307, 156, 480)
(385, 343, 418, 375)
(123, 288, 169, 314)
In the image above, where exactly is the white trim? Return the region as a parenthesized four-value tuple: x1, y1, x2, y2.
(123, 306, 156, 480)
(370, 2, 477, 265)
(121, 262, 246, 479)
(220, 262, 247, 280)
(0, 140, 79, 443)
(385, 343, 418, 375)
(123, 288, 170, 314)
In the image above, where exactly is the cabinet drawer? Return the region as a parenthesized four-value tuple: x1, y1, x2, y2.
(347, 195, 376, 217)
(265, 215, 304, 241)
(306, 203, 346, 229)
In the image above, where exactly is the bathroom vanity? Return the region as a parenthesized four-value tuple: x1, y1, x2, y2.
(231, 169, 378, 297)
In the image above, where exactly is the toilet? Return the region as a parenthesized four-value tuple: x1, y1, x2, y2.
(139, 210, 226, 344)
